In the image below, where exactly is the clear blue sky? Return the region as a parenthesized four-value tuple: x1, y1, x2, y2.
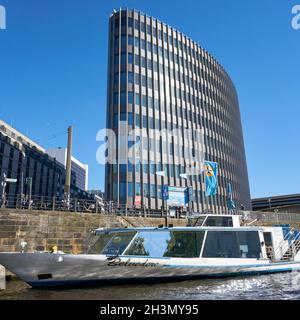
(0, 0, 299, 198)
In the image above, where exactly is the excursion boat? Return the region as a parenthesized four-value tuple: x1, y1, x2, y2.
(1, 214, 300, 289)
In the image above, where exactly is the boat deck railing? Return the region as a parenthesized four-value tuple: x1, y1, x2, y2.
(268, 227, 300, 262)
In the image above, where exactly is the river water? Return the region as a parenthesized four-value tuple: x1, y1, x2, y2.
(1, 272, 300, 300)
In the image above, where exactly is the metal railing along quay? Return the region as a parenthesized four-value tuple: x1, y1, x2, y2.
(2, 194, 300, 222)
(0, 194, 187, 218)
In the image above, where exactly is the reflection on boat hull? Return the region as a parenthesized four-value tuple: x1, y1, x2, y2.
(1, 253, 300, 289)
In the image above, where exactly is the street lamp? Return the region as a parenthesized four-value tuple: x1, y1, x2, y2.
(19, 151, 26, 208)
(1, 173, 17, 208)
(156, 170, 168, 226)
(25, 177, 33, 210)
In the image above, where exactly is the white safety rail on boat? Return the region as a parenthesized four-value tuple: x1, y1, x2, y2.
(264, 226, 300, 261)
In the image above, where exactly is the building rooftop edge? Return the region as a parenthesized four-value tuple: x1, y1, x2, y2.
(0, 119, 46, 153)
(252, 194, 300, 201)
(110, 8, 236, 90)
(46, 147, 88, 170)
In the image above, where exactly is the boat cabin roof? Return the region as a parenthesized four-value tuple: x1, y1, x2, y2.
(94, 226, 262, 235)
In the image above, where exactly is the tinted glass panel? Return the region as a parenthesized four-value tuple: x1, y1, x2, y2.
(128, 53, 133, 64)
(237, 231, 262, 258)
(120, 92, 126, 106)
(124, 231, 205, 258)
(134, 37, 139, 48)
(128, 72, 134, 84)
(164, 232, 204, 258)
(121, 35, 127, 46)
(204, 217, 233, 227)
(102, 232, 137, 256)
(263, 232, 272, 247)
(128, 17, 133, 28)
(202, 231, 261, 259)
(120, 72, 126, 84)
(128, 92, 133, 104)
(87, 233, 114, 254)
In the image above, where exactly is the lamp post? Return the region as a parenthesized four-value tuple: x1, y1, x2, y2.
(1, 174, 6, 208)
(1, 173, 18, 208)
(25, 177, 32, 210)
(19, 151, 26, 208)
(156, 170, 168, 226)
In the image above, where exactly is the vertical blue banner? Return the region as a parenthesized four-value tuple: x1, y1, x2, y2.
(204, 161, 218, 196)
(227, 183, 236, 210)
(162, 185, 169, 200)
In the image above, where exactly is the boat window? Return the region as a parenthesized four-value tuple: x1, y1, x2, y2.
(237, 232, 262, 258)
(263, 232, 273, 247)
(87, 233, 114, 254)
(203, 216, 233, 227)
(202, 231, 261, 259)
(88, 232, 137, 255)
(187, 216, 206, 227)
(164, 231, 205, 258)
(124, 231, 205, 258)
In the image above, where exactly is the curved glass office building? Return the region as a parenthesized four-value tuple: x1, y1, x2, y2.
(105, 9, 251, 213)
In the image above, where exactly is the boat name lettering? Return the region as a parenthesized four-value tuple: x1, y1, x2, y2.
(107, 257, 159, 267)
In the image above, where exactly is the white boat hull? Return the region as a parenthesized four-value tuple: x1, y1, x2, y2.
(1, 253, 300, 289)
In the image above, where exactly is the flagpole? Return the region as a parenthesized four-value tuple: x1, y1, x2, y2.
(203, 170, 208, 213)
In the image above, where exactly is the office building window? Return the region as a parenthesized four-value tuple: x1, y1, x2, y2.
(127, 183, 133, 198)
(142, 95, 147, 107)
(143, 183, 149, 197)
(128, 17, 133, 28)
(135, 93, 140, 106)
(128, 112, 133, 125)
(128, 53, 134, 64)
(120, 92, 126, 106)
(150, 184, 156, 198)
(134, 19, 139, 30)
(128, 92, 134, 104)
(128, 72, 134, 84)
(120, 182, 127, 199)
(141, 75, 146, 87)
(113, 93, 118, 105)
(120, 72, 126, 84)
(121, 53, 126, 65)
(141, 39, 146, 50)
(135, 114, 140, 127)
(135, 182, 141, 195)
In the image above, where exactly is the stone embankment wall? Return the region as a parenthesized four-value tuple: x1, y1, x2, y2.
(2, 208, 300, 255)
(0, 209, 186, 254)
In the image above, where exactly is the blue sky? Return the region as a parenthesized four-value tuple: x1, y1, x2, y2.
(0, 0, 299, 198)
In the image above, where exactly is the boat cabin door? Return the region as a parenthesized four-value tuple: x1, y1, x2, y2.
(263, 232, 274, 260)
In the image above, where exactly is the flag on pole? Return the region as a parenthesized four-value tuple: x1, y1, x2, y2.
(204, 161, 218, 196)
(227, 183, 236, 210)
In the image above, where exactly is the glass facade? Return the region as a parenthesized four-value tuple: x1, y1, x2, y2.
(105, 9, 251, 213)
